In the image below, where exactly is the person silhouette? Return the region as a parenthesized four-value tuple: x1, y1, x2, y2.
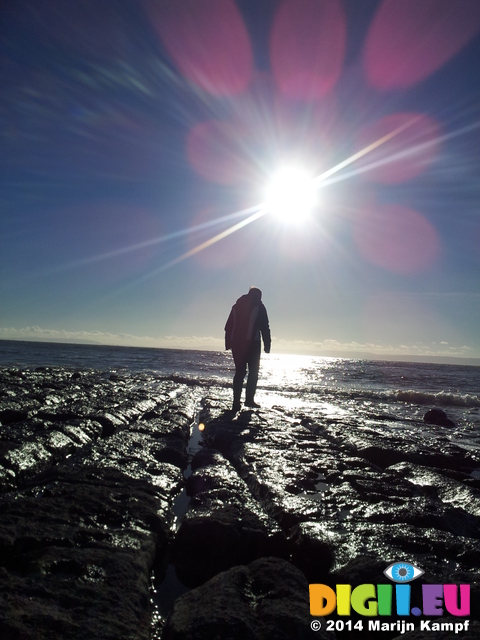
(225, 286, 271, 411)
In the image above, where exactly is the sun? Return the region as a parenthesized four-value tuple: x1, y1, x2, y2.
(264, 165, 318, 224)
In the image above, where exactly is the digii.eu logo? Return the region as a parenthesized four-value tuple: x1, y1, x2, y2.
(309, 561, 471, 634)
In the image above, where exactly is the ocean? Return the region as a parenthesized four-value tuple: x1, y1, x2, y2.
(1, 339, 479, 452)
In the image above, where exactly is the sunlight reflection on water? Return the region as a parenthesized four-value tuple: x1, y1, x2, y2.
(258, 389, 352, 419)
(260, 353, 342, 389)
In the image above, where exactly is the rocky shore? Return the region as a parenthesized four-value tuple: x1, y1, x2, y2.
(0, 367, 479, 639)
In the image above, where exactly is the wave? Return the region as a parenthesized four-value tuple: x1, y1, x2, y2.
(163, 373, 231, 390)
(389, 389, 480, 408)
(305, 386, 480, 408)
(255, 382, 480, 408)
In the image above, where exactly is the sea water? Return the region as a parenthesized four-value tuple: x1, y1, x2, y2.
(1, 340, 479, 450)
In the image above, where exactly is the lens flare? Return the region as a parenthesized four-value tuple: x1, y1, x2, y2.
(364, 0, 480, 89)
(270, 0, 346, 100)
(146, 0, 253, 96)
(354, 203, 440, 274)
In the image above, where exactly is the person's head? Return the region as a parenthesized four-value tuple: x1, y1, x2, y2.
(248, 286, 262, 303)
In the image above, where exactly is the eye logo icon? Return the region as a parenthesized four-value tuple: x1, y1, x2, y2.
(384, 562, 424, 583)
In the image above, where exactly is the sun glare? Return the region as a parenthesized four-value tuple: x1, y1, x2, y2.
(265, 165, 318, 223)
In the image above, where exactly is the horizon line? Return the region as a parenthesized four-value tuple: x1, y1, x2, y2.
(1, 336, 479, 367)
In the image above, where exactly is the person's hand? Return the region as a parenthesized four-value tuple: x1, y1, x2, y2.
(265, 346, 271, 354)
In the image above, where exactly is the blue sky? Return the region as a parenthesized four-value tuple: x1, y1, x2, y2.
(1, 0, 480, 361)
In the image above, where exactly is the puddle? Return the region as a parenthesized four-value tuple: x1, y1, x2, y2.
(151, 563, 189, 619)
(314, 473, 328, 493)
(171, 490, 190, 528)
(172, 398, 206, 530)
(338, 507, 352, 521)
(297, 473, 329, 503)
(151, 398, 206, 633)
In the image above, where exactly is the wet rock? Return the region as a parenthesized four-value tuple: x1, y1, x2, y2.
(387, 462, 480, 518)
(0, 367, 193, 640)
(324, 419, 478, 472)
(60, 419, 102, 445)
(152, 436, 188, 469)
(301, 517, 480, 587)
(0, 464, 176, 551)
(355, 437, 474, 472)
(0, 419, 101, 488)
(328, 556, 390, 612)
(289, 522, 334, 583)
(91, 411, 127, 437)
(163, 557, 325, 640)
(360, 495, 480, 539)
(2, 440, 56, 483)
(0, 465, 174, 640)
(83, 424, 188, 490)
(0, 538, 156, 640)
(424, 408, 456, 427)
(287, 456, 480, 586)
(205, 413, 335, 529)
(317, 460, 480, 541)
(173, 450, 288, 588)
(190, 446, 225, 471)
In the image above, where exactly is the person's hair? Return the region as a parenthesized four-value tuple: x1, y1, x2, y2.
(248, 286, 262, 301)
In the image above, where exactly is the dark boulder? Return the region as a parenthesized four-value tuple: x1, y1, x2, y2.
(190, 447, 226, 471)
(163, 557, 326, 640)
(424, 408, 455, 427)
(173, 451, 288, 588)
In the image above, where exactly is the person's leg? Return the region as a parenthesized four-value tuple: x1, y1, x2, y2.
(232, 351, 247, 411)
(245, 341, 261, 407)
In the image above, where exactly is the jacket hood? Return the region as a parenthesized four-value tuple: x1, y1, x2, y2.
(236, 294, 261, 309)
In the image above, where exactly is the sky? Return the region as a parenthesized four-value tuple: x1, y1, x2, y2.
(1, 0, 480, 362)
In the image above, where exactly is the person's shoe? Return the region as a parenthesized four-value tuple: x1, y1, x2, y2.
(232, 401, 241, 412)
(245, 400, 261, 408)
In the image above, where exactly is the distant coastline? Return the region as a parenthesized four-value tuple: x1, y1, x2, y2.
(0, 337, 101, 346)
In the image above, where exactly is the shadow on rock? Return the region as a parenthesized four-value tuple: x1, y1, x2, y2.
(163, 557, 326, 640)
(173, 448, 289, 588)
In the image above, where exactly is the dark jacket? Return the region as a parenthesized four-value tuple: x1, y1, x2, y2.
(225, 294, 271, 356)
